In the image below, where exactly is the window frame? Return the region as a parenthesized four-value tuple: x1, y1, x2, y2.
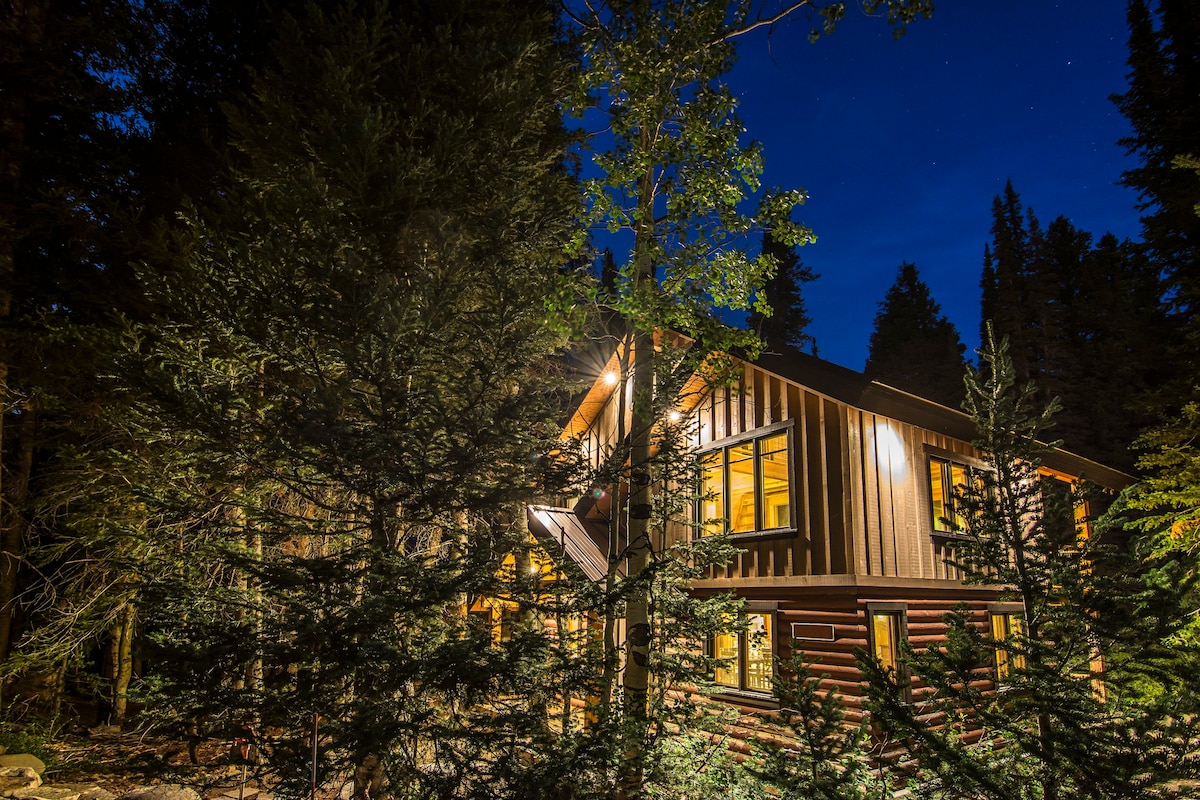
(867, 602, 910, 702)
(698, 420, 796, 542)
(1038, 468, 1093, 552)
(988, 603, 1026, 682)
(711, 603, 778, 698)
(924, 446, 989, 539)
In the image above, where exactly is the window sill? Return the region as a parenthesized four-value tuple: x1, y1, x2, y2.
(729, 527, 797, 543)
(930, 530, 972, 542)
(709, 688, 779, 709)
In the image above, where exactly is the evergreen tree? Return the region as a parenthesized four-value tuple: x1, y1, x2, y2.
(751, 656, 881, 799)
(979, 184, 1166, 471)
(748, 230, 817, 353)
(0, 0, 296, 696)
(109, 1, 583, 793)
(1118, 2, 1200, 665)
(864, 327, 1200, 800)
(863, 262, 966, 408)
(1113, 0, 1200, 347)
(980, 181, 1036, 381)
(0, 0, 169, 664)
(1125, 397, 1200, 660)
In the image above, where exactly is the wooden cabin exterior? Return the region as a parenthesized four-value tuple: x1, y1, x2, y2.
(528, 343, 1131, 719)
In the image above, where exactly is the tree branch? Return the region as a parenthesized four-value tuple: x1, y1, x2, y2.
(717, 0, 815, 44)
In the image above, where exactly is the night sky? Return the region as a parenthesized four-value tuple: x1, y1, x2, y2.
(730, 1, 1142, 369)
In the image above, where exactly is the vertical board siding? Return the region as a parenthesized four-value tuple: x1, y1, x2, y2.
(805, 391, 827, 575)
(861, 415, 884, 576)
(906, 424, 929, 579)
(827, 400, 848, 575)
(845, 410, 869, 577)
(873, 417, 899, 577)
(791, 383, 808, 577)
(660, 360, 990, 582)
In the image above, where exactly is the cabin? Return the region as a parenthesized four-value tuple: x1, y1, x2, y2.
(526, 339, 1131, 720)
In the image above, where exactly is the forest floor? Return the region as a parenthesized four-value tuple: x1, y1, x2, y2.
(44, 730, 280, 799)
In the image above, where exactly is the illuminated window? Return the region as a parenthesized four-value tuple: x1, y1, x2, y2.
(713, 612, 774, 693)
(700, 428, 792, 536)
(868, 605, 909, 700)
(990, 611, 1026, 681)
(1041, 474, 1092, 550)
(928, 455, 987, 534)
(870, 611, 903, 671)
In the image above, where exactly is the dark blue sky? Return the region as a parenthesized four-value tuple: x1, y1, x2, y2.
(731, 1, 1142, 369)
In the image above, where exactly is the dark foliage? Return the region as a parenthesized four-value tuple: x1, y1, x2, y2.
(980, 183, 1168, 471)
(748, 231, 817, 354)
(864, 262, 966, 408)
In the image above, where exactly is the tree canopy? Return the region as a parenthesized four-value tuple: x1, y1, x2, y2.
(980, 182, 1168, 471)
(864, 261, 966, 408)
(748, 230, 818, 354)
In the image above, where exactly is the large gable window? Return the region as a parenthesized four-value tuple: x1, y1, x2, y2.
(701, 425, 793, 537)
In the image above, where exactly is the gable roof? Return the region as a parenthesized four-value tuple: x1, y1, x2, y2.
(753, 346, 1133, 489)
(561, 335, 1134, 491)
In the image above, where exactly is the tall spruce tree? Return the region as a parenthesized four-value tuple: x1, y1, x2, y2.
(748, 230, 817, 353)
(864, 327, 1200, 800)
(0, 0, 297, 704)
(863, 262, 966, 408)
(751, 656, 882, 799)
(980, 183, 1166, 471)
(1113, 0, 1200, 350)
(114, 1, 583, 793)
(1117, 1, 1200, 665)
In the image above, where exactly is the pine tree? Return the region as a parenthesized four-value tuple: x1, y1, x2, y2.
(980, 181, 1035, 381)
(864, 327, 1200, 800)
(748, 230, 817, 353)
(1113, 0, 1200, 349)
(3, 0, 358, 715)
(113, 1, 583, 793)
(979, 184, 1167, 471)
(863, 262, 966, 408)
(0, 0, 169, 664)
(751, 656, 881, 799)
(1117, 1, 1200, 667)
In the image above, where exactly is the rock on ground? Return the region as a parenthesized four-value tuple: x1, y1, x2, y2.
(114, 786, 201, 800)
(11, 786, 86, 800)
(0, 766, 42, 795)
(0, 757, 45, 778)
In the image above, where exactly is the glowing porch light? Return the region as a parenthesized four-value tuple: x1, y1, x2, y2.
(603, 371, 619, 386)
(877, 424, 907, 478)
(667, 410, 681, 423)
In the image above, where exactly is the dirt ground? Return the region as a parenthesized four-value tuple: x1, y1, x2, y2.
(45, 730, 274, 799)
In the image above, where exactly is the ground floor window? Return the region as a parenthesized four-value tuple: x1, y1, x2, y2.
(990, 610, 1026, 680)
(713, 612, 774, 693)
(867, 604, 909, 700)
